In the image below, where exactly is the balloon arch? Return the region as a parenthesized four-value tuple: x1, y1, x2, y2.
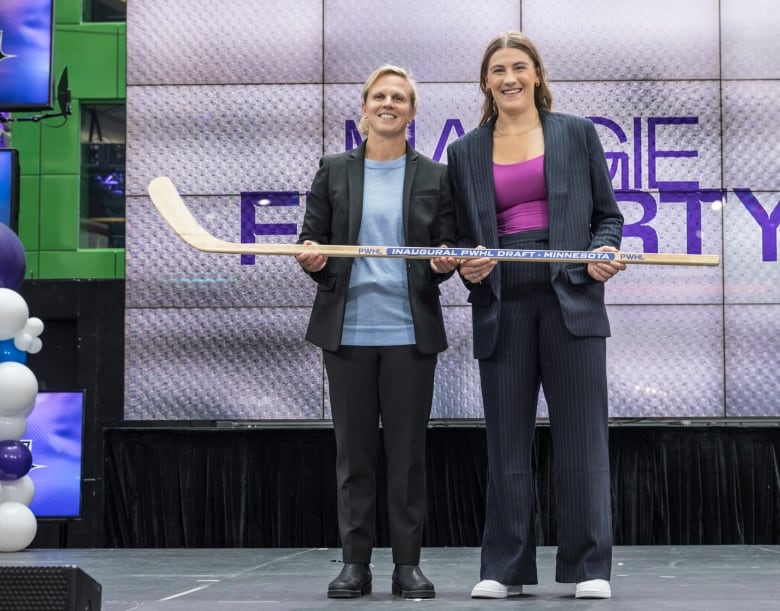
(0, 222, 45, 552)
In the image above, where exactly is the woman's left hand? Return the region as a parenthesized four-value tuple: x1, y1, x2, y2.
(587, 245, 626, 282)
(430, 245, 461, 273)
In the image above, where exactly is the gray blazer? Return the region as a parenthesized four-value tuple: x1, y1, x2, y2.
(447, 111, 624, 359)
(298, 142, 455, 354)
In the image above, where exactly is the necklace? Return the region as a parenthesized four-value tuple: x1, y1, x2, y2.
(494, 121, 541, 137)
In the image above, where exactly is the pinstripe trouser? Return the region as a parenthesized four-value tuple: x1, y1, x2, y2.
(477, 230, 613, 585)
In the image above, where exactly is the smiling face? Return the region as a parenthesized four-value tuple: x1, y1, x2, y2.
(484, 46, 540, 118)
(361, 73, 416, 140)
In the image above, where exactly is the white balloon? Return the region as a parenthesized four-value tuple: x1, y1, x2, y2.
(28, 337, 43, 355)
(0, 476, 35, 506)
(0, 289, 29, 340)
(13, 332, 33, 352)
(0, 502, 38, 552)
(0, 362, 39, 416)
(0, 415, 26, 439)
(24, 317, 44, 337)
(19, 396, 37, 417)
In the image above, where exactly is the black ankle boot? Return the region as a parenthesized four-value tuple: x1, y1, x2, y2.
(327, 563, 372, 598)
(391, 564, 435, 599)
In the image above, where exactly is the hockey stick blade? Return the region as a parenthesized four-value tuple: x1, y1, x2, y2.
(148, 176, 720, 266)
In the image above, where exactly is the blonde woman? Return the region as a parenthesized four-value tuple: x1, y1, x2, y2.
(297, 65, 458, 599)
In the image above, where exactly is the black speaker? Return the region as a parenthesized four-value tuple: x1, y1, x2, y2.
(0, 565, 102, 611)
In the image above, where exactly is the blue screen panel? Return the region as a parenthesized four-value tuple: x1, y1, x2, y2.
(0, 149, 19, 230)
(0, 0, 55, 111)
(23, 391, 84, 519)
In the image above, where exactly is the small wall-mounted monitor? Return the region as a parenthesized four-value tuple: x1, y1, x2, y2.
(0, 148, 19, 231)
(23, 391, 85, 519)
(0, 0, 55, 112)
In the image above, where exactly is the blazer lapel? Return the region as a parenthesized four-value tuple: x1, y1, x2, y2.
(472, 124, 499, 248)
(347, 143, 366, 243)
(402, 144, 418, 244)
(540, 111, 566, 219)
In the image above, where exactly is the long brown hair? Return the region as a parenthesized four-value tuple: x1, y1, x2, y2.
(478, 31, 553, 126)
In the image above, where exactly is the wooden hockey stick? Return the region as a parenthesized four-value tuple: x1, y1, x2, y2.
(147, 176, 720, 266)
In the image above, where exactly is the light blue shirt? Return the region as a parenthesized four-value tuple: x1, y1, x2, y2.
(341, 155, 415, 346)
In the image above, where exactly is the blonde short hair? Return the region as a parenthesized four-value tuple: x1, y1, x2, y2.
(358, 64, 418, 136)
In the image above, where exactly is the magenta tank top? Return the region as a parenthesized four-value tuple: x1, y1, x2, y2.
(493, 155, 549, 235)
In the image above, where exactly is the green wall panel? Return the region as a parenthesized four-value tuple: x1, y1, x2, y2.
(115, 249, 126, 278)
(57, 26, 121, 99)
(39, 175, 81, 250)
(55, 0, 83, 25)
(117, 28, 127, 97)
(23, 252, 40, 282)
(18, 176, 41, 251)
(9, 124, 42, 176)
(39, 250, 120, 279)
(39, 101, 81, 174)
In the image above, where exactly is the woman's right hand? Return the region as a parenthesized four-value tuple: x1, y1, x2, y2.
(458, 245, 497, 283)
(296, 240, 328, 272)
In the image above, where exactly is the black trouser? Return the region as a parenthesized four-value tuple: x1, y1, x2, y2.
(324, 344, 437, 565)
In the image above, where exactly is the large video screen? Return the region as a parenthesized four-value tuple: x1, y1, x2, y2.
(123, 0, 780, 422)
(24, 391, 84, 518)
(0, 148, 19, 231)
(0, 0, 55, 112)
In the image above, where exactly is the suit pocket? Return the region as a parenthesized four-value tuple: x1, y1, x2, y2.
(562, 264, 594, 286)
(467, 284, 495, 306)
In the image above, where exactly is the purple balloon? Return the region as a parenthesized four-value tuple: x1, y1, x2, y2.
(0, 440, 33, 480)
(0, 222, 26, 290)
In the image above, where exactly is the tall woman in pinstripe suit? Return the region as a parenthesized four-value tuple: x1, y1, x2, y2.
(447, 31, 625, 600)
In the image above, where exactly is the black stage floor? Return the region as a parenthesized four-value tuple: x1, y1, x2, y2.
(1, 546, 779, 610)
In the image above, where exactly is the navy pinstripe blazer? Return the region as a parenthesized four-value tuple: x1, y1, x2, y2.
(447, 110, 624, 359)
(298, 142, 456, 354)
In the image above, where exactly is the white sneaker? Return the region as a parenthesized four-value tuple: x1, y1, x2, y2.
(471, 579, 523, 599)
(575, 579, 611, 599)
